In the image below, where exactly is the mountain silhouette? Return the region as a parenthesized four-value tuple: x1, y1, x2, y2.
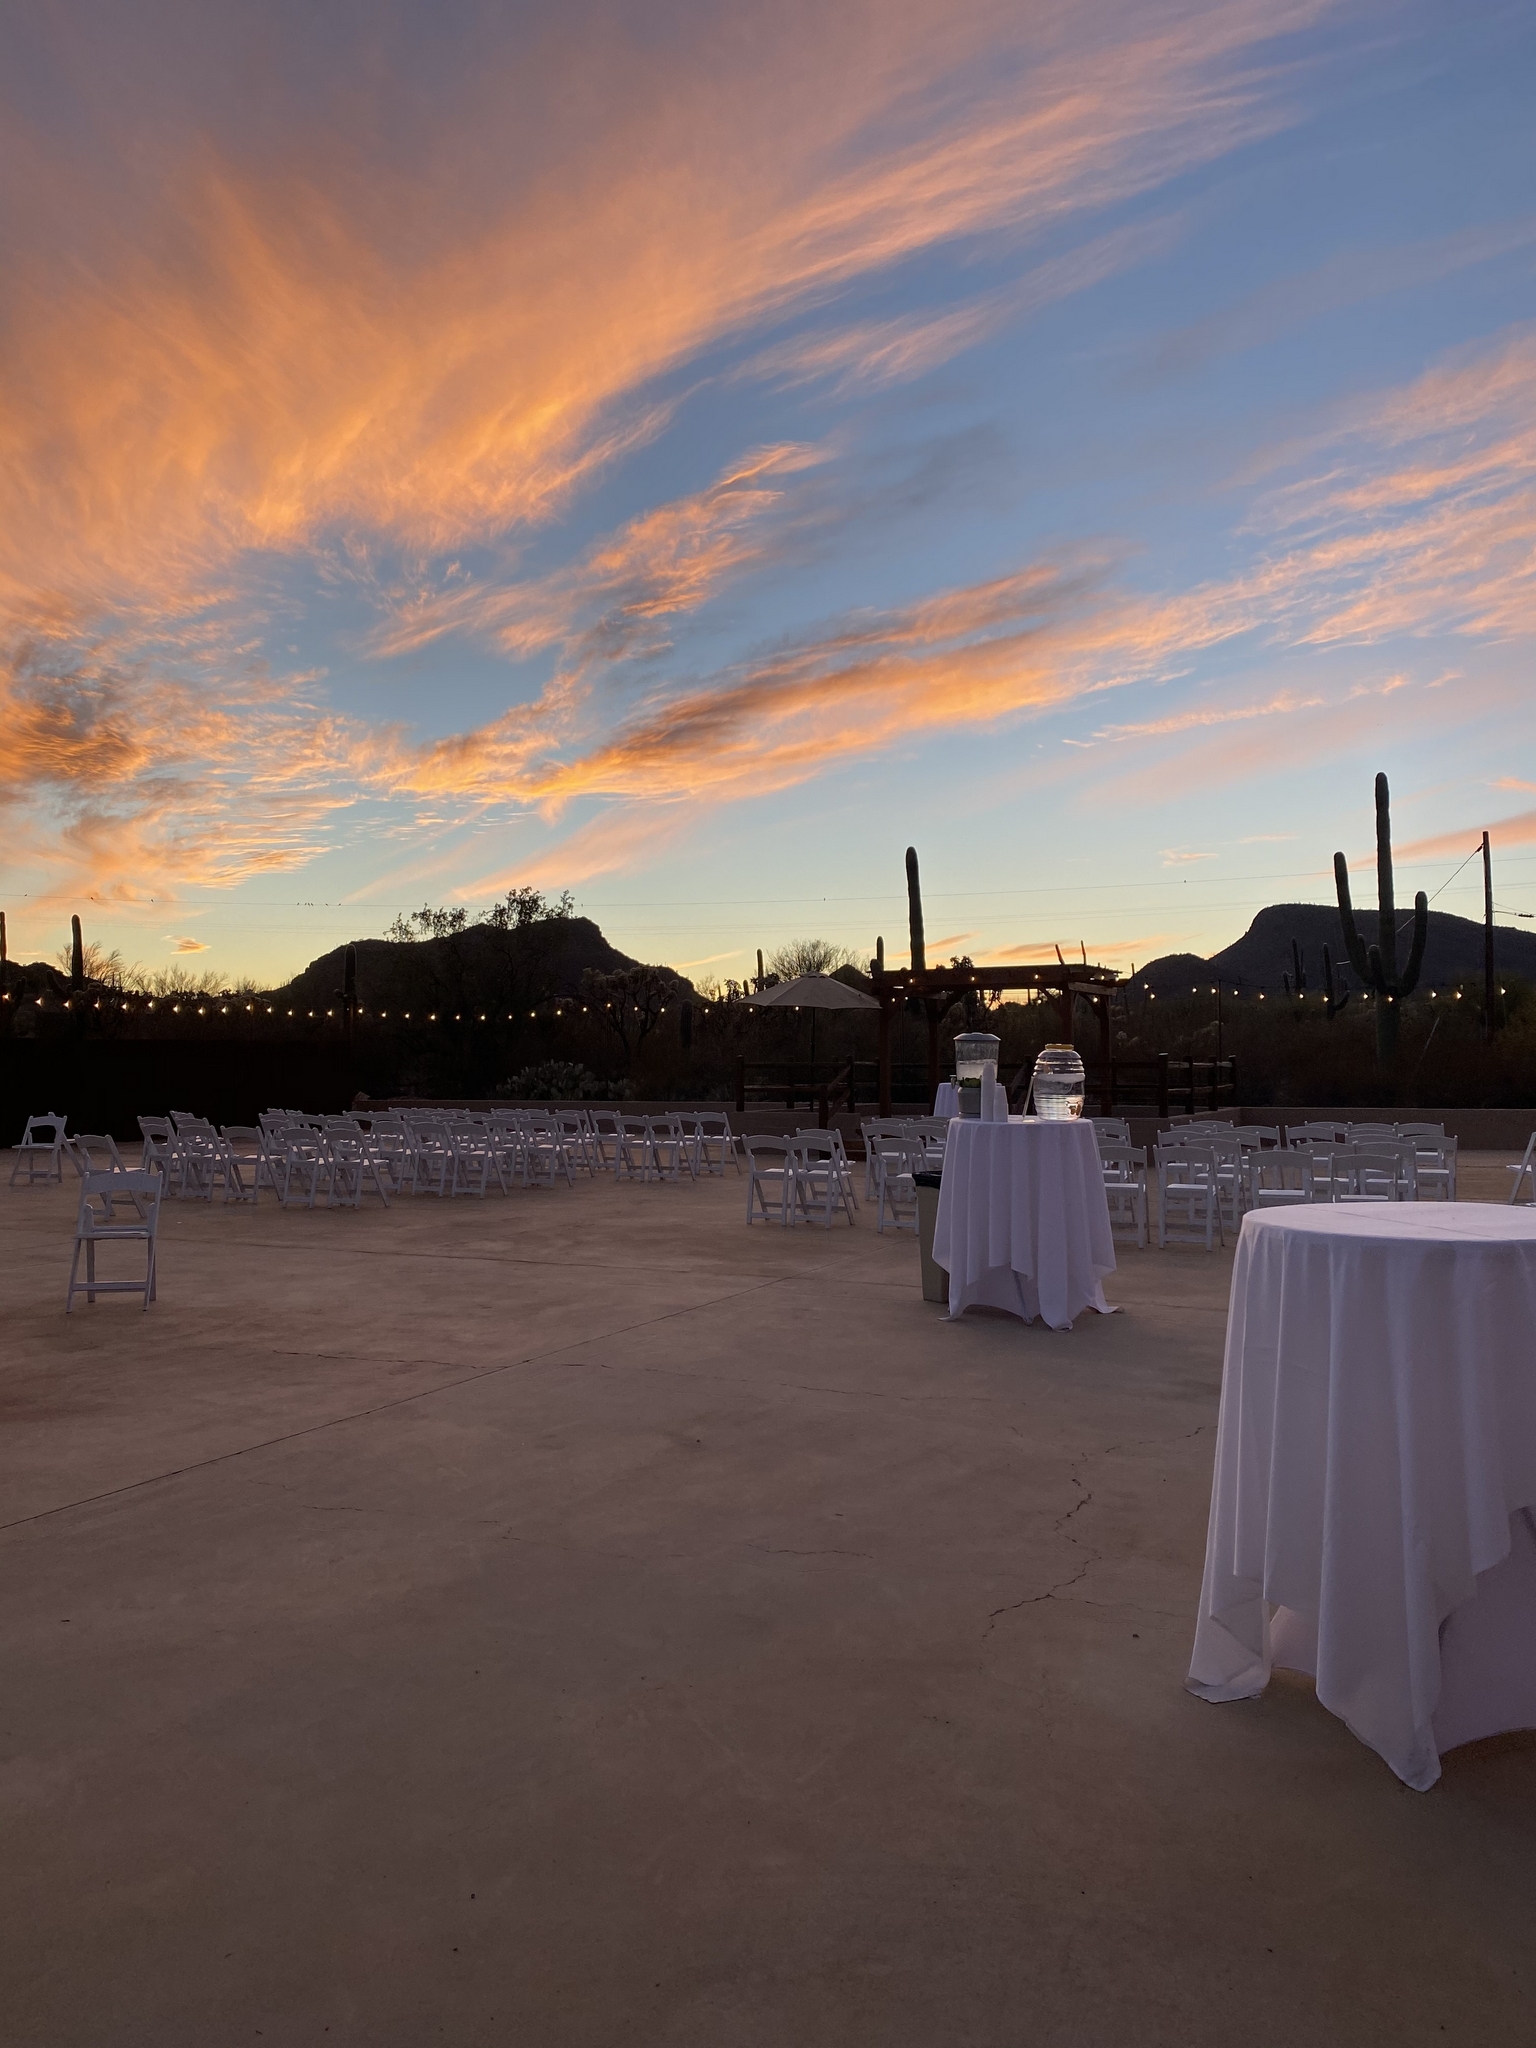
(1133, 902, 1536, 997)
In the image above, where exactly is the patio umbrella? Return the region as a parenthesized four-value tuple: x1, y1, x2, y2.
(742, 972, 878, 1067)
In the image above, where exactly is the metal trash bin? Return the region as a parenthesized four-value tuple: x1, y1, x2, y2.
(914, 1170, 948, 1304)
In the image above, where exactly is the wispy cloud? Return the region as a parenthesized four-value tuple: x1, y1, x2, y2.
(1145, 218, 1536, 378)
(738, 217, 1182, 395)
(367, 443, 829, 664)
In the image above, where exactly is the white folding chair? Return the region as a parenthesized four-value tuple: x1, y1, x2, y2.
(745, 1137, 795, 1225)
(1333, 1145, 1413, 1202)
(588, 1111, 623, 1172)
(1398, 1125, 1456, 1200)
(1090, 1118, 1132, 1148)
(1284, 1122, 1348, 1148)
(875, 1136, 922, 1235)
(1507, 1134, 1536, 1205)
(267, 1126, 332, 1208)
(329, 1131, 394, 1207)
(65, 1132, 125, 1179)
(1155, 1143, 1222, 1249)
(646, 1115, 697, 1183)
(614, 1115, 655, 1183)
(555, 1111, 598, 1178)
(795, 1126, 858, 1210)
(1099, 1141, 1148, 1246)
(66, 1169, 162, 1312)
(1247, 1150, 1319, 1208)
(692, 1111, 740, 1176)
(11, 1112, 68, 1186)
(790, 1133, 857, 1227)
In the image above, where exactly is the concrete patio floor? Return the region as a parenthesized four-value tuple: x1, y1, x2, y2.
(2, 1153, 1533, 2045)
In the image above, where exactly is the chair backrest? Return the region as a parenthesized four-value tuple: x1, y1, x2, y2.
(1156, 1142, 1218, 1179)
(1090, 1118, 1132, 1146)
(1336, 1144, 1413, 1195)
(1346, 1123, 1398, 1144)
(1251, 1150, 1314, 1192)
(745, 1136, 792, 1160)
(68, 1133, 125, 1174)
(1285, 1122, 1348, 1146)
(22, 1112, 67, 1145)
(1233, 1126, 1281, 1149)
(1098, 1141, 1144, 1179)
(78, 1167, 161, 1227)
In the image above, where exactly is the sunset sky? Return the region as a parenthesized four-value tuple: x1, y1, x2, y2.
(3, 0, 1534, 985)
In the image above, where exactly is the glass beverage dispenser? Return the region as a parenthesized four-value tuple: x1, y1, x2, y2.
(953, 1032, 1002, 1119)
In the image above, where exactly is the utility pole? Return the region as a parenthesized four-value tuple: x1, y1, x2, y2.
(1483, 830, 1496, 1040)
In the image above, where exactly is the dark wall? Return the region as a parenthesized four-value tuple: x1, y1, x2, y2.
(0, 1041, 355, 1143)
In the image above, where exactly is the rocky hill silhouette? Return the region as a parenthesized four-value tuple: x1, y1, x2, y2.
(276, 916, 678, 1014)
(1134, 902, 1536, 997)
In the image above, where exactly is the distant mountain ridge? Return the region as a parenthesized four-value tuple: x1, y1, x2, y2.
(1134, 903, 1536, 997)
(279, 916, 661, 1009)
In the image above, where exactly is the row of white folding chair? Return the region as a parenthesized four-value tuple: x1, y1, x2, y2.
(1283, 1137, 1421, 1202)
(743, 1135, 857, 1227)
(137, 1114, 242, 1202)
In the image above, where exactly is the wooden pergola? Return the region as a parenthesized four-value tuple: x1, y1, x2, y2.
(870, 962, 1121, 1114)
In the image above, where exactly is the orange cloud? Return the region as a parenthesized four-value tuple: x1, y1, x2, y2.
(1395, 809, 1536, 862)
(0, 0, 1314, 627)
(368, 443, 828, 664)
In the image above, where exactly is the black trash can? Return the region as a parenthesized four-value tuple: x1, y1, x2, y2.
(913, 1169, 947, 1305)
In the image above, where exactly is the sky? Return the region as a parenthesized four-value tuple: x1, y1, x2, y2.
(3, 0, 1534, 987)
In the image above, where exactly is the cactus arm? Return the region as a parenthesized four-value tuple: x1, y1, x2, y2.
(1367, 943, 1384, 993)
(1374, 772, 1398, 984)
(1400, 890, 1428, 994)
(905, 846, 926, 973)
(1334, 854, 1375, 982)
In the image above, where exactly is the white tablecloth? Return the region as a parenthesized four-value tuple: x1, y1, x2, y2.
(933, 1082, 959, 1118)
(931, 1118, 1115, 1330)
(1188, 1204, 1536, 1788)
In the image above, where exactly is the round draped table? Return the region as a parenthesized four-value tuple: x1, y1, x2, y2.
(930, 1117, 1115, 1330)
(1188, 1203, 1536, 1788)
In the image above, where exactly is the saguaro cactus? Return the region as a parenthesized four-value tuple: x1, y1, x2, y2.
(1334, 772, 1426, 1064)
(71, 914, 84, 988)
(905, 846, 926, 972)
(1322, 943, 1349, 1021)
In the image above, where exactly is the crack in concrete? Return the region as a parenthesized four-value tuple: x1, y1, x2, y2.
(983, 1546, 1102, 1636)
(976, 1424, 1208, 1640)
(746, 1542, 874, 1560)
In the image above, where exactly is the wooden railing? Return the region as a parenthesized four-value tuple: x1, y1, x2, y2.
(1081, 1054, 1238, 1118)
(735, 1057, 930, 1119)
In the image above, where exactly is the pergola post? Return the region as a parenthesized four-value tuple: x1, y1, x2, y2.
(877, 992, 893, 1115)
(925, 1005, 941, 1110)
